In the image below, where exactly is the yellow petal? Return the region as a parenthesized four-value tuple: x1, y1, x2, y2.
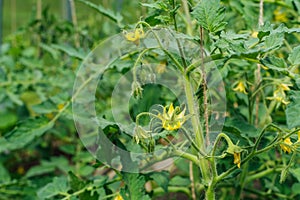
(167, 103, 175, 117)
(280, 137, 293, 154)
(279, 83, 290, 91)
(114, 194, 123, 200)
(233, 152, 241, 168)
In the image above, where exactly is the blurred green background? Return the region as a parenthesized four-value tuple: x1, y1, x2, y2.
(2, 0, 143, 38)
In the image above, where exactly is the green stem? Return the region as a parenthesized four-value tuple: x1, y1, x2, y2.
(205, 185, 215, 200)
(184, 76, 211, 183)
(181, 0, 193, 35)
(245, 167, 282, 183)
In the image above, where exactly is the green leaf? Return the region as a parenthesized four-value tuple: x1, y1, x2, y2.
(68, 171, 85, 191)
(260, 56, 288, 72)
(121, 173, 150, 200)
(75, 0, 123, 27)
(223, 118, 258, 138)
(288, 46, 300, 65)
(6, 91, 23, 106)
(169, 176, 191, 186)
(0, 163, 11, 183)
(0, 117, 54, 153)
(290, 168, 300, 182)
(26, 164, 55, 178)
(37, 176, 70, 199)
(286, 91, 300, 129)
(0, 112, 17, 130)
(192, 0, 227, 33)
(149, 171, 169, 193)
(51, 44, 86, 60)
(39, 43, 59, 60)
(292, 183, 300, 194)
(264, 32, 284, 51)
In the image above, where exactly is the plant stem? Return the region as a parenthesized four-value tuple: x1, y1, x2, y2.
(184, 76, 211, 184)
(190, 161, 197, 200)
(181, 0, 193, 35)
(199, 27, 210, 146)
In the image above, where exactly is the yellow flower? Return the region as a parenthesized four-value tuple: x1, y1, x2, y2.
(123, 27, 145, 45)
(157, 103, 187, 131)
(274, 7, 288, 22)
(233, 81, 247, 94)
(267, 84, 291, 105)
(278, 83, 291, 91)
(114, 194, 123, 200)
(280, 137, 293, 154)
(233, 152, 241, 168)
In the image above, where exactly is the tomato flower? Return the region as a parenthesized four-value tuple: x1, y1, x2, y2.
(123, 27, 145, 45)
(233, 152, 241, 168)
(267, 83, 291, 105)
(233, 81, 247, 94)
(157, 103, 187, 131)
(280, 137, 293, 154)
(114, 194, 123, 200)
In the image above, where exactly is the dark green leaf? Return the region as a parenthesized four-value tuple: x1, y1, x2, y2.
(290, 168, 300, 182)
(192, 0, 227, 33)
(292, 183, 300, 194)
(150, 171, 169, 193)
(0, 117, 54, 153)
(122, 173, 150, 200)
(68, 171, 85, 191)
(0, 163, 11, 183)
(286, 91, 300, 129)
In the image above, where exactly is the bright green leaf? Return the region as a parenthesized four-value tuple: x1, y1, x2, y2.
(37, 176, 70, 199)
(169, 176, 191, 186)
(288, 46, 300, 65)
(260, 56, 288, 72)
